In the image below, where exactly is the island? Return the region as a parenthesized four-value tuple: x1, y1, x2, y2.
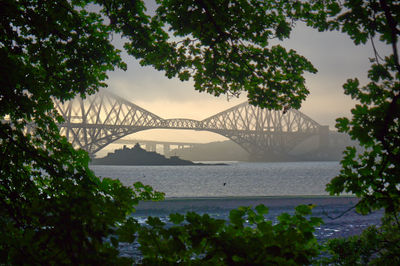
(91, 143, 202, 165)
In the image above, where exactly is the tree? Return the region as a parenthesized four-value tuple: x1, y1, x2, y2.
(137, 205, 322, 264)
(1, 0, 399, 264)
(296, 0, 400, 216)
(303, 0, 400, 262)
(0, 0, 318, 264)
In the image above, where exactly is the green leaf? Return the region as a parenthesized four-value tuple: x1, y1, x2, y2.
(255, 204, 269, 215)
(169, 213, 184, 224)
(229, 209, 245, 227)
(295, 204, 312, 216)
(110, 236, 119, 248)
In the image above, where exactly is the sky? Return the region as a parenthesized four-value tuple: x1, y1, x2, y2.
(101, 3, 390, 145)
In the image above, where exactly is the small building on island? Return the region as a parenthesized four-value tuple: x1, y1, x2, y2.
(91, 143, 197, 165)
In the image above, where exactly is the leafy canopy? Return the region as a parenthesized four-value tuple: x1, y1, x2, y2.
(1, 0, 400, 264)
(137, 204, 322, 265)
(300, 0, 400, 263)
(308, 0, 400, 215)
(0, 0, 318, 264)
(108, 0, 318, 109)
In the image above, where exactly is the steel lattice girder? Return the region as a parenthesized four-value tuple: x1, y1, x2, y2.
(55, 90, 323, 156)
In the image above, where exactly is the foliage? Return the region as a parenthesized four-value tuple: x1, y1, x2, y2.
(106, 0, 318, 109)
(0, 0, 318, 263)
(1, 1, 160, 263)
(2, 0, 400, 264)
(310, 0, 400, 216)
(137, 204, 322, 265)
(322, 214, 400, 265)
(299, 0, 400, 263)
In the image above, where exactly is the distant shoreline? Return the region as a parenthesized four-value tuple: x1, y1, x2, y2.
(135, 195, 358, 211)
(89, 162, 228, 166)
(162, 195, 355, 200)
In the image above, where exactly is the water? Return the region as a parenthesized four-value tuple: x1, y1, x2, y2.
(90, 161, 383, 259)
(91, 161, 341, 197)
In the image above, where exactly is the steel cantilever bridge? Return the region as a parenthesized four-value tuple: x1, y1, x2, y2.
(55, 90, 329, 159)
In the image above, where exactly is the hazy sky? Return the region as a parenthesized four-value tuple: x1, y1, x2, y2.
(102, 5, 390, 145)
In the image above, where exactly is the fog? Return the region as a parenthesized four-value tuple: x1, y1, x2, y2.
(102, 10, 390, 144)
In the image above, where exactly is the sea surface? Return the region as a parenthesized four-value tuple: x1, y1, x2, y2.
(90, 161, 383, 259)
(91, 161, 341, 197)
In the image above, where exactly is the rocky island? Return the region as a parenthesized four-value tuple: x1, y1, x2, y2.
(91, 143, 200, 165)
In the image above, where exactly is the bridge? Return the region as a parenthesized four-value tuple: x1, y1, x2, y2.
(54, 90, 330, 160)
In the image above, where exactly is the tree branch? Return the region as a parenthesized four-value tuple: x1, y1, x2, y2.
(379, 0, 400, 74)
(370, 37, 384, 64)
(322, 204, 357, 220)
(195, 0, 231, 42)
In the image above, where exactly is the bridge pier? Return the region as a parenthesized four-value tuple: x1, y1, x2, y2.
(163, 144, 170, 157)
(318, 125, 330, 150)
(145, 143, 156, 152)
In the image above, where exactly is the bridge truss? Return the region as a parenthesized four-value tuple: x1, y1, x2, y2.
(55, 90, 323, 158)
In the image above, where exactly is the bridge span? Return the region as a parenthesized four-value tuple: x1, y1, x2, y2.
(54, 90, 331, 160)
